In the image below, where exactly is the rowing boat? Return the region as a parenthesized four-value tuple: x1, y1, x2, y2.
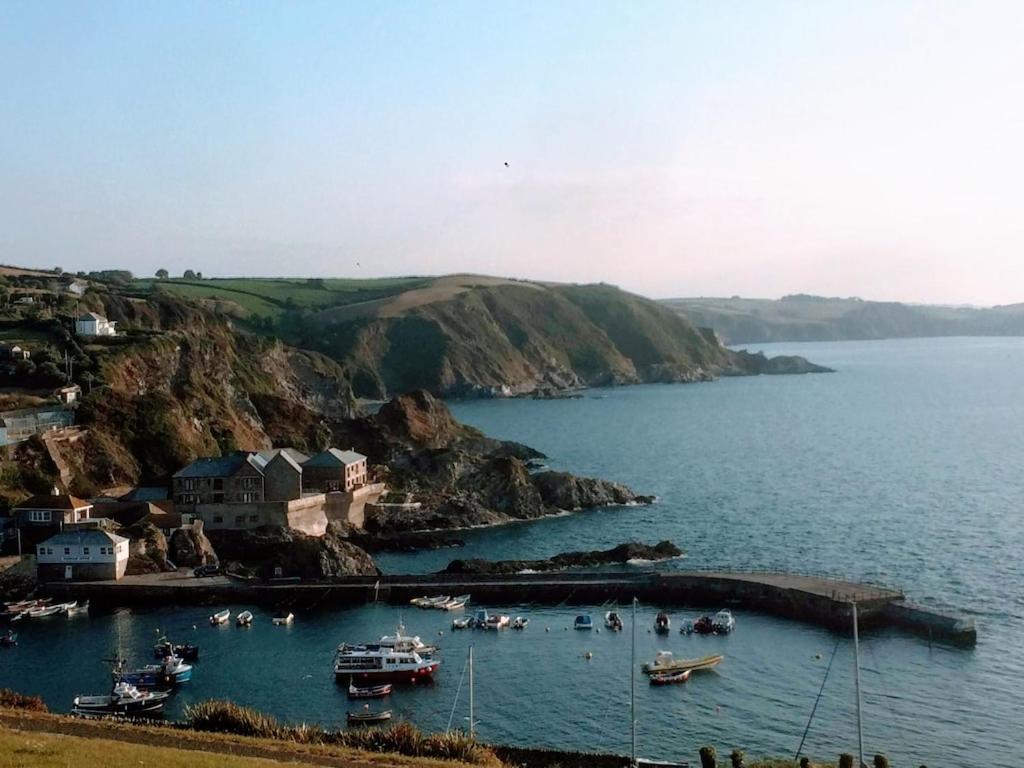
(642, 652, 724, 675)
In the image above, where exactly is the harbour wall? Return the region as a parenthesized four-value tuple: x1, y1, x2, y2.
(40, 569, 977, 646)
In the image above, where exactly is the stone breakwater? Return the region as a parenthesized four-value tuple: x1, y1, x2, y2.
(42, 568, 975, 646)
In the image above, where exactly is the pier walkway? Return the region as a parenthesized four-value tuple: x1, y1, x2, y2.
(42, 567, 975, 646)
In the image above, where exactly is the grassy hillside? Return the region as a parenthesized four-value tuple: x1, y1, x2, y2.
(664, 294, 1024, 344)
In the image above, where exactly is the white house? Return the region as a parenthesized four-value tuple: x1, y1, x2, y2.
(75, 312, 117, 337)
(65, 280, 88, 296)
(36, 525, 129, 581)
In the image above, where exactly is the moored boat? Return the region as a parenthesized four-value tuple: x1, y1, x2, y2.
(73, 682, 169, 717)
(116, 655, 193, 688)
(654, 612, 670, 634)
(27, 604, 64, 619)
(441, 594, 470, 611)
(334, 643, 440, 683)
(67, 600, 89, 617)
(348, 680, 392, 698)
(649, 668, 692, 686)
(347, 709, 392, 725)
(379, 625, 438, 657)
(209, 609, 230, 626)
(153, 639, 199, 662)
(452, 617, 471, 630)
(693, 615, 714, 635)
(574, 614, 594, 630)
(410, 595, 450, 609)
(713, 609, 736, 634)
(236, 610, 254, 627)
(605, 611, 624, 631)
(642, 652, 724, 675)
(512, 616, 529, 630)
(272, 612, 294, 626)
(485, 614, 510, 630)
(0, 630, 16, 647)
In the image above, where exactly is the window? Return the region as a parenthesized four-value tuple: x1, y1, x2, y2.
(249, 515, 258, 522)
(235, 515, 245, 525)
(213, 516, 223, 523)
(37, 545, 44, 555)
(83, 547, 89, 555)
(29, 510, 51, 523)
(183, 478, 197, 491)
(213, 493, 224, 503)
(47, 547, 54, 555)
(241, 492, 258, 503)
(213, 478, 224, 490)
(64, 547, 70, 555)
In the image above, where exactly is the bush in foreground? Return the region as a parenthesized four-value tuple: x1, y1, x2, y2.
(0, 688, 48, 712)
(184, 699, 499, 765)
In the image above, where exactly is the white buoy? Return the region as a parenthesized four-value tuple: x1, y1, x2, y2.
(584, 651, 593, 660)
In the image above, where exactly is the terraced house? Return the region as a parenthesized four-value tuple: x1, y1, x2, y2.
(172, 448, 380, 535)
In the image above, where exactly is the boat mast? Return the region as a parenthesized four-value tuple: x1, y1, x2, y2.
(631, 596, 637, 767)
(469, 644, 475, 739)
(852, 601, 864, 768)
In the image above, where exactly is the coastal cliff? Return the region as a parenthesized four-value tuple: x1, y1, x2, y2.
(441, 540, 683, 574)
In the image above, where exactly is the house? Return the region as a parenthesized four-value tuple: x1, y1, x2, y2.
(14, 296, 34, 305)
(55, 384, 81, 405)
(12, 494, 93, 531)
(302, 449, 368, 492)
(75, 312, 117, 337)
(0, 345, 31, 360)
(35, 525, 129, 581)
(92, 502, 182, 537)
(172, 447, 380, 535)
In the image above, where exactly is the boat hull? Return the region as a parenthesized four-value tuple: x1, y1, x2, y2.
(335, 663, 439, 684)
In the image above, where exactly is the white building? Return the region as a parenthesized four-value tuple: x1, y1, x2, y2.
(36, 525, 129, 581)
(75, 312, 117, 337)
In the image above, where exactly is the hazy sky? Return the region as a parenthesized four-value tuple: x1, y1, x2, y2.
(2, 1, 1023, 304)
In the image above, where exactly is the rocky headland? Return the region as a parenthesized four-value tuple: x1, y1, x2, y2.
(440, 540, 683, 575)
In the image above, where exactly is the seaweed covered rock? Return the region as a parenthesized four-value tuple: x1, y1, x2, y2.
(123, 521, 175, 574)
(441, 540, 683, 575)
(168, 520, 218, 567)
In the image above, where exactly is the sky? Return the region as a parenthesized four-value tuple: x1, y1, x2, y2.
(2, 1, 1023, 304)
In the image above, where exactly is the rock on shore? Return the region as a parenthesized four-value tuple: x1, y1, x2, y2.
(207, 523, 378, 579)
(440, 540, 683, 575)
(168, 520, 218, 567)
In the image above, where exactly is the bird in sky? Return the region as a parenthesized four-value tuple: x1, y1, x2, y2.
(504, 162, 509, 167)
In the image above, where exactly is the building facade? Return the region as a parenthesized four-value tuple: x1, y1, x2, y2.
(75, 312, 117, 337)
(36, 525, 129, 581)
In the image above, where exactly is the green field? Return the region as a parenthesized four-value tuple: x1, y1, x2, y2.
(132, 277, 430, 318)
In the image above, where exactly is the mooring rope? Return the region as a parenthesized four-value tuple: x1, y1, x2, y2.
(794, 635, 842, 760)
(446, 654, 470, 732)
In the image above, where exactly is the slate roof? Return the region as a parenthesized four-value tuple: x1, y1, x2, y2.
(77, 312, 107, 321)
(40, 528, 127, 547)
(302, 448, 367, 468)
(172, 452, 265, 479)
(258, 448, 310, 469)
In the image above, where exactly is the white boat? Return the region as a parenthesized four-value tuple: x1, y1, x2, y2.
(574, 614, 594, 630)
(642, 651, 725, 675)
(67, 601, 90, 617)
(604, 611, 624, 631)
(654, 612, 670, 634)
(27, 604, 63, 618)
(512, 616, 529, 630)
(272, 612, 294, 626)
(452, 617, 472, 629)
(333, 643, 440, 683)
(410, 595, 450, 609)
(441, 594, 470, 611)
(379, 625, 437, 657)
(484, 614, 510, 630)
(236, 610, 254, 627)
(713, 609, 736, 634)
(209, 609, 230, 626)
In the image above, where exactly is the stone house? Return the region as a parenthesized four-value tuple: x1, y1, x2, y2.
(36, 525, 129, 581)
(12, 494, 93, 532)
(75, 312, 117, 337)
(302, 449, 368, 492)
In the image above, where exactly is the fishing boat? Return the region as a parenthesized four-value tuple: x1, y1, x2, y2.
(679, 619, 694, 635)
(512, 616, 529, 629)
(153, 639, 199, 662)
(209, 609, 230, 625)
(0, 630, 16, 647)
(713, 609, 736, 634)
(441, 594, 470, 611)
(642, 652, 724, 675)
(116, 655, 193, 688)
(236, 611, 254, 627)
(485, 614, 510, 630)
(693, 615, 715, 634)
(334, 643, 440, 683)
(605, 611, 624, 631)
(272, 612, 294, 626)
(452, 616, 472, 629)
(574, 614, 594, 630)
(347, 709, 392, 725)
(67, 601, 90, 617)
(72, 682, 169, 717)
(410, 595, 450, 609)
(470, 608, 489, 628)
(654, 612, 670, 634)
(26, 603, 64, 619)
(348, 680, 392, 698)
(649, 668, 692, 686)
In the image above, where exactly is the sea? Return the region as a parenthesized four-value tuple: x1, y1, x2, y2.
(2, 337, 1022, 767)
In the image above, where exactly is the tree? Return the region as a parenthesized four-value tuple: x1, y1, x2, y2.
(36, 361, 67, 387)
(183, 269, 197, 279)
(196, 271, 203, 279)
(155, 268, 169, 279)
(53, 267, 63, 275)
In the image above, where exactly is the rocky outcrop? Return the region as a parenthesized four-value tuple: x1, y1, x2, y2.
(441, 540, 683, 575)
(207, 523, 378, 580)
(123, 522, 175, 575)
(727, 350, 833, 375)
(533, 471, 653, 510)
(168, 520, 218, 567)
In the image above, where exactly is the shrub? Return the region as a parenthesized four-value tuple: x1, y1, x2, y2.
(799, 758, 811, 768)
(730, 749, 745, 767)
(873, 757, 889, 768)
(0, 688, 48, 712)
(838, 755, 854, 768)
(700, 745, 717, 768)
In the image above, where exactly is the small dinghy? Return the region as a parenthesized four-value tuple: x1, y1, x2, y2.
(67, 601, 89, 617)
(693, 615, 715, 635)
(642, 652, 725, 675)
(713, 609, 736, 634)
(347, 709, 393, 725)
(27, 604, 63, 619)
(485, 614, 510, 630)
(348, 680, 392, 699)
(209, 609, 230, 626)
(654, 612, 671, 634)
(649, 668, 692, 686)
(272, 612, 294, 626)
(574, 614, 594, 630)
(236, 611, 254, 627)
(0, 630, 16, 647)
(451, 617, 472, 630)
(153, 639, 199, 662)
(441, 595, 470, 611)
(512, 616, 529, 630)
(73, 682, 170, 717)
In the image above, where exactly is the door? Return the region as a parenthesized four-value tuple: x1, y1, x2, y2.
(64, 565, 72, 580)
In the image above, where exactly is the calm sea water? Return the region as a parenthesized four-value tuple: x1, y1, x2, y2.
(2, 338, 1022, 766)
